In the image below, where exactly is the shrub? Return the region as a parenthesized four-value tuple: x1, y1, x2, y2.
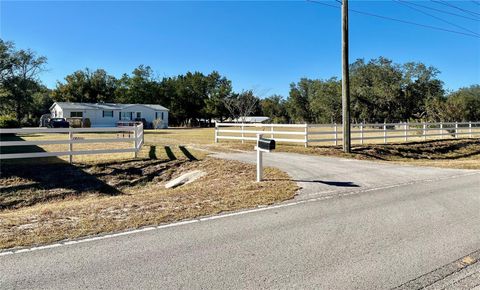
(0, 115, 20, 128)
(67, 118, 82, 128)
(20, 118, 37, 127)
(152, 118, 163, 129)
(82, 118, 91, 128)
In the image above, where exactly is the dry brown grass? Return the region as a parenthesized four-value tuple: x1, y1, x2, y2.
(146, 128, 215, 145)
(0, 154, 297, 250)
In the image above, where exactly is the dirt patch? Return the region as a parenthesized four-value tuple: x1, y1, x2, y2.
(0, 156, 298, 250)
(351, 139, 480, 161)
(0, 159, 186, 210)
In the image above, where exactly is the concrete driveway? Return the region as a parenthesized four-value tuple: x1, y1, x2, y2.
(212, 151, 477, 200)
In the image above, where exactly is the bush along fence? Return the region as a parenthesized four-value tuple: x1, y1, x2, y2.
(0, 123, 144, 162)
(215, 121, 480, 147)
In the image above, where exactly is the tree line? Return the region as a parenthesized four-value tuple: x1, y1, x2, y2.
(1, 39, 479, 127)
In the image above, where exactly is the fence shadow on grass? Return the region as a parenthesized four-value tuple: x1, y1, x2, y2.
(0, 134, 121, 210)
(179, 146, 198, 161)
(164, 146, 177, 160)
(149, 145, 157, 160)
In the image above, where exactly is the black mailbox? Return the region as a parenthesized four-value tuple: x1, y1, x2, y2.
(258, 138, 276, 151)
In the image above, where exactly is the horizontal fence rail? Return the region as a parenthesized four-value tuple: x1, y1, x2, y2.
(216, 123, 309, 147)
(215, 121, 480, 147)
(0, 123, 144, 162)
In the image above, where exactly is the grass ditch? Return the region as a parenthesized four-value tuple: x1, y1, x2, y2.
(0, 145, 298, 250)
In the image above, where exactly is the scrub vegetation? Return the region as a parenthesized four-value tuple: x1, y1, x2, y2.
(0, 147, 297, 250)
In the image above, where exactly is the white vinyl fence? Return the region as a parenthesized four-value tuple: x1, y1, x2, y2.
(0, 123, 144, 162)
(215, 121, 480, 147)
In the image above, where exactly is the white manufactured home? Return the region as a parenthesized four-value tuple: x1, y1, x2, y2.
(50, 102, 169, 128)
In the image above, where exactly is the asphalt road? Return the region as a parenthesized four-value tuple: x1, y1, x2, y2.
(1, 154, 479, 289)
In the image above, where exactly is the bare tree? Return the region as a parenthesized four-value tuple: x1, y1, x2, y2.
(223, 90, 259, 122)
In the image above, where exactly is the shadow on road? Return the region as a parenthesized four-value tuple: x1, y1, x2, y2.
(266, 178, 360, 188)
(293, 180, 360, 187)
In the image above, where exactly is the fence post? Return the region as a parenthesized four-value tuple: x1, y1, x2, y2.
(214, 122, 218, 143)
(134, 126, 138, 158)
(69, 130, 73, 164)
(423, 122, 427, 141)
(383, 122, 387, 144)
(469, 121, 472, 138)
(271, 124, 274, 139)
(241, 123, 244, 144)
(304, 123, 308, 148)
(455, 122, 458, 138)
(404, 122, 407, 142)
(440, 122, 443, 139)
(360, 123, 364, 145)
(334, 123, 338, 146)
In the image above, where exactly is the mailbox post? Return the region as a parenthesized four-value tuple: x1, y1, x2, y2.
(257, 134, 263, 182)
(255, 134, 276, 182)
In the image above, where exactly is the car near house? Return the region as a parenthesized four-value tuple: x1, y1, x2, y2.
(49, 102, 169, 128)
(47, 118, 70, 128)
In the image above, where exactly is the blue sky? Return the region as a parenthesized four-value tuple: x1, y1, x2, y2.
(1, 1, 479, 97)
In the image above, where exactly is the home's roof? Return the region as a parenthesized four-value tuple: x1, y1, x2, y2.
(51, 102, 169, 111)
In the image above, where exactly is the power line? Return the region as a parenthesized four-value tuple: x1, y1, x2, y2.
(395, 0, 480, 36)
(307, 0, 480, 38)
(431, 0, 480, 17)
(398, 1, 480, 22)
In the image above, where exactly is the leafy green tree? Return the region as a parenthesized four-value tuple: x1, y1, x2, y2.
(401, 62, 444, 121)
(54, 68, 117, 103)
(31, 86, 54, 121)
(260, 95, 289, 123)
(203, 71, 232, 122)
(441, 85, 480, 121)
(115, 65, 160, 104)
(0, 39, 47, 122)
(286, 79, 313, 123)
(350, 57, 404, 123)
(309, 78, 342, 123)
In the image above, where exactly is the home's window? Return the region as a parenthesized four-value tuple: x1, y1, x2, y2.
(70, 111, 83, 118)
(103, 110, 113, 117)
(120, 112, 133, 120)
(155, 112, 164, 120)
(136, 112, 141, 118)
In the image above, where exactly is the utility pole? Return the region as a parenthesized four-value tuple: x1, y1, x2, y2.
(342, 0, 351, 153)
